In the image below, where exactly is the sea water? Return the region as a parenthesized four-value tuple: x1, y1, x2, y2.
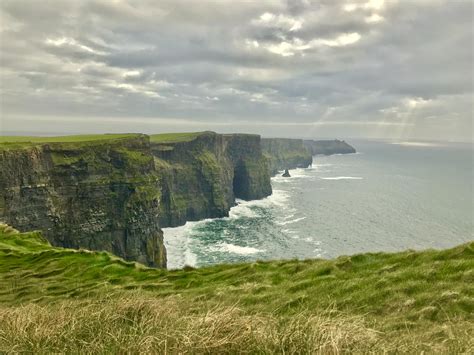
(164, 140, 473, 269)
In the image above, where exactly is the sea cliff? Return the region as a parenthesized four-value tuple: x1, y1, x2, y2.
(304, 139, 356, 155)
(0, 132, 355, 267)
(0, 134, 166, 267)
(0, 132, 273, 266)
(261, 138, 313, 175)
(151, 132, 271, 227)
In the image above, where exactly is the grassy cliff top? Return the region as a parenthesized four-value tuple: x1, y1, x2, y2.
(0, 224, 473, 352)
(0, 134, 144, 150)
(0, 133, 141, 144)
(150, 131, 212, 143)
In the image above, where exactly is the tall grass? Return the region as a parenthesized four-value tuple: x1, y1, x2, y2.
(1, 293, 472, 353)
(0, 293, 379, 353)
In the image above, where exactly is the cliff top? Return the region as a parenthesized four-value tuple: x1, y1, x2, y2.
(150, 131, 211, 144)
(0, 133, 144, 150)
(0, 224, 472, 352)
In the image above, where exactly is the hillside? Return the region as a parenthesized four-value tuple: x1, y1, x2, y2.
(0, 224, 472, 353)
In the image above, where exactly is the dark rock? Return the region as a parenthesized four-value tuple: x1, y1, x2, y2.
(282, 169, 291, 177)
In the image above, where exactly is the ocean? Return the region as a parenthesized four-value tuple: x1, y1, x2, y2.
(163, 140, 473, 269)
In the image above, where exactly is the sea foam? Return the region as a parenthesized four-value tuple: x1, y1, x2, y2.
(321, 176, 363, 180)
(210, 243, 264, 255)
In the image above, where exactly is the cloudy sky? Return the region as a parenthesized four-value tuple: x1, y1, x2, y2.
(0, 0, 472, 141)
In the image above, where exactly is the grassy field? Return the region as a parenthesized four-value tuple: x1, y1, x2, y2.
(0, 224, 472, 353)
(150, 132, 208, 143)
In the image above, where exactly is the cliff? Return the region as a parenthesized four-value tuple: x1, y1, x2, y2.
(151, 131, 271, 227)
(0, 132, 273, 265)
(304, 139, 356, 155)
(0, 134, 166, 267)
(261, 138, 313, 175)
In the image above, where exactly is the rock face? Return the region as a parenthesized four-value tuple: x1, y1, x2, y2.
(224, 134, 272, 201)
(0, 135, 166, 267)
(261, 138, 313, 175)
(151, 132, 272, 227)
(304, 139, 356, 155)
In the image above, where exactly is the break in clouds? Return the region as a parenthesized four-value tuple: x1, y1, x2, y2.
(0, 0, 472, 140)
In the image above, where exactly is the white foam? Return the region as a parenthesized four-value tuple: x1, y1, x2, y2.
(229, 203, 259, 219)
(210, 243, 264, 255)
(321, 176, 363, 180)
(276, 216, 306, 226)
(272, 167, 314, 182)
(163, 223, 199, 269)
(391, 141, 442, 147)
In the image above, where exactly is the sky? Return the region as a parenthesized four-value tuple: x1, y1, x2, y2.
(0, 0, 473, 141)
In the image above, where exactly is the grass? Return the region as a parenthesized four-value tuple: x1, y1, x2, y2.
(0, 134, 142, 150)
(0, 223, 473, 353)
(150, 132, 209, 143)
(0, 134, 139, 143)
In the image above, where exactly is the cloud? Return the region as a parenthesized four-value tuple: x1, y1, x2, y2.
(0, 0, 472, 141)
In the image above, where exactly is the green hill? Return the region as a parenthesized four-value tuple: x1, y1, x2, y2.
(0, 224, 472, 353)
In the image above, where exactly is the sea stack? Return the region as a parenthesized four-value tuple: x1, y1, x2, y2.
(282, 169, 291, 177)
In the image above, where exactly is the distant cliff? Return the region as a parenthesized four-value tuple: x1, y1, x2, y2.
(151, 132, 271, 227)
(0, 134, 166, 267)
(261, 138, 313, 175)
(304, 139, 356, 155)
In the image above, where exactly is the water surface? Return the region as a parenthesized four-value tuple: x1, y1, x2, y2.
(164, 140, 473, 269)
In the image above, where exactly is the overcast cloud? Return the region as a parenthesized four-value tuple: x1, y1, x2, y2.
(0, 0, 472, 140)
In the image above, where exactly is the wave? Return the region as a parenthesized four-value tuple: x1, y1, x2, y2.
(391, 141, 443, 147)
(163, 223, 199, 269)
(210, 243, 264, 255)
(272, 168, 314, 181)
(320, 176, 363, 180)
(276, 216, 306, 226)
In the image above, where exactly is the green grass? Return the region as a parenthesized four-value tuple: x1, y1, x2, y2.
(0, 134, 142, 150)
(149, 131, 209, 143)
(0, 223, 473, 353)
(0, 134, 139, 144)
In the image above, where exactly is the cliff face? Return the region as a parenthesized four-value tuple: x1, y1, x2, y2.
(304, 140, 356, 155)
(261, 138, 313, 175)
(0, 135, 166, 267)
(224, 134, 272, 201)
(151, 132, 234, 227)
(151, 132, 272, 227)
